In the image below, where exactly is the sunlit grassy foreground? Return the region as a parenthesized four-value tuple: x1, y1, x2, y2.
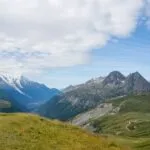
(0, 113, 129, 150)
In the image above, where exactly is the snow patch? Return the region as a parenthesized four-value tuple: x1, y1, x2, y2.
(0, 73, 28, 96)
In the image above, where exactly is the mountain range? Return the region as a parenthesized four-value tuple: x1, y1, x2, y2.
(0, 71, 150, 150)
(0, 71, 150, 120)
(38, 71, 150, 120)
(0, 74, 60, 112)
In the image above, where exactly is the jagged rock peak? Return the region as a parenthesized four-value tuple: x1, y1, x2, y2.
(103, 71, 126, 85)
(128, 71, 144, 79)
(125, 72, 150, 93)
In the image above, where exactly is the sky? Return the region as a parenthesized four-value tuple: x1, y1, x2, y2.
(0, 0, 150, 88)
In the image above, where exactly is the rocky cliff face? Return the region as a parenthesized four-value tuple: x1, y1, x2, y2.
(103, 71, 125, 86)
(124, 72, 150, 93)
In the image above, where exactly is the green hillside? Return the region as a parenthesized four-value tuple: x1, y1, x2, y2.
(0, 113, 128, 150)
(92, 112, 150, 150)
(0, 99, 22, 113)
(0, 90, 22, 113)
(110, 93, 150, 113)
(0, 100, 11, 109)
(0, 90, 11, 112)
(93, 112, 150, 138)
(91, 93, 150, 150)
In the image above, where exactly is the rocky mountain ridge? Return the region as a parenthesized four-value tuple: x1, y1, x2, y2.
(38, 71, 150, 120)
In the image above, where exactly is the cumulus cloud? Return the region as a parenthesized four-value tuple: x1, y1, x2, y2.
(0, 0, 148, 75)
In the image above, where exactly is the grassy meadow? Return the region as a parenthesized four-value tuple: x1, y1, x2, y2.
(0, 113, 129, 150)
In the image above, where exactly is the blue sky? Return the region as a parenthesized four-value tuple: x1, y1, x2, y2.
(36, 24, 150, 88)
(0, 0, 150, 88)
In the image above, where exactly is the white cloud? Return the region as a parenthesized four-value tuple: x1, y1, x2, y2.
(145, 0, 150, 27)
(0, 0, 147, 75)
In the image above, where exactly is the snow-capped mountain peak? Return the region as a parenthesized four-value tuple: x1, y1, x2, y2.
(0, 73, 60, 111)
(0, 74, 27, 95)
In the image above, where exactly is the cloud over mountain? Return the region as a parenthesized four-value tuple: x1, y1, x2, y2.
(0, 0, 149, 75)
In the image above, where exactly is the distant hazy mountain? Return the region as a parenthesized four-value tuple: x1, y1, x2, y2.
(0, 74, 60, 111)
(38, 71, 150, 120)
